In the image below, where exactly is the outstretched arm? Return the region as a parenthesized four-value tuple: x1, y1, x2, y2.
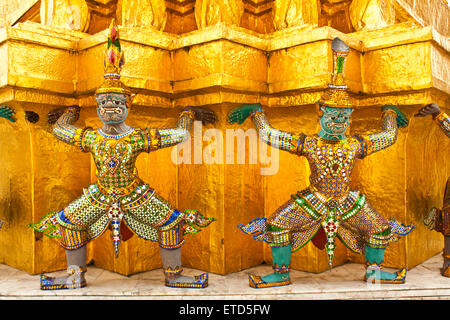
(415, 104, 450, 138)
(50, 106, 90, 150)
(145, 107, 217, 151)
(228, 103, 305, 154)
(157, 109, 194, 149)
(435, 112, 450, 138)
(0, 106, 16, 122)
(355, 105, 408, 158)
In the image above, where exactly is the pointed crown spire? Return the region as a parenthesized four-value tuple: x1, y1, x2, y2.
(95, 19, 133, 97)
(317, 37, 352, 109)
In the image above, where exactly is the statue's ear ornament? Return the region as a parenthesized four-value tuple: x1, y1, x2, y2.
(126, 94, 136, 107)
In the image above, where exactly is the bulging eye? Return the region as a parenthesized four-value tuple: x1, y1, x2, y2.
(101, 101, 106, 105)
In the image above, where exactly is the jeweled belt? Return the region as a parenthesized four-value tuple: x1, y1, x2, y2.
(97, 179, 141, 256)
(293, 185, 363, 268)
(309, 184, 349, 207)
(97, 178, 141, 196)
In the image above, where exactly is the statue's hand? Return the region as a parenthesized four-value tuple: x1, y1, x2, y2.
(0, 106, 16, 122)
(423, 207, 440, 231)
(227, 103, 261, 125)
(414, 103, 441, 119)
(48, 105, 80, 124)
(382, 105, 409, 128)
(184, 106, 217, 125)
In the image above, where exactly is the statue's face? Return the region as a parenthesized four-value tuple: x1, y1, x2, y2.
(319, 106, 353, 136)
(95, 93, 129, 124)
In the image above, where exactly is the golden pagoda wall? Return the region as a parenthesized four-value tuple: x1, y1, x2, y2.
(0, 1, 448, 276)
(0, 101, 94, 274)
(3, 0, 449, 37)
(0, 104, 35, 273)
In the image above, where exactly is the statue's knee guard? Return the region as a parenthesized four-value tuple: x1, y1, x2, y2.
(364, 228, 393, 270)
(266, 224, 290, 247)
(157, 208, 185, 249)
(366, 227, 392, 250)
(158, 222, 185, 250)
(59, 227, 88, 250)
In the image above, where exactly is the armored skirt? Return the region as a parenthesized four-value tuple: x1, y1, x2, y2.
(28, 182, 204, 252)
(240, 188, 413, 263)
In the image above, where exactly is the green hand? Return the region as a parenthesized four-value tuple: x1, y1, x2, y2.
(0, 106, 16, 123)
(227, 103, 261, 125)
(382, 104, 409, 128)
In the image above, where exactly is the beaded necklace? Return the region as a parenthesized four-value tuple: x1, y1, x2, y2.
(98, 127, 135, 139)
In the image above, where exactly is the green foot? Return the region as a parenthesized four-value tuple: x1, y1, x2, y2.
(365, 268, 407, 284)
(261, 272, 289, 283)
(249, 272, 291, 289)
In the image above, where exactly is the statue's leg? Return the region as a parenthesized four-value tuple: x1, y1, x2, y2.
(40, 246, 87, 290)
(340, 201, 410, 284)
(364, 244, 406, 284)
(442, 236, 450, 277)
(250, 224, 292, 287)
(158, 223, 208, 288)
(364, 218, 414, 284)
(244, 198, 318, 288)
(248, 240, 292, 288)
(441, 178, 450, 276)
(423, 178, 450, 277)
(28, 200, 104, 290)
(126, 190, 214, 288)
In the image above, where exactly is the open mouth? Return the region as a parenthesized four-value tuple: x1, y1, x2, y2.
(326, 122, 346, 129)
(99, 106, 123, 115)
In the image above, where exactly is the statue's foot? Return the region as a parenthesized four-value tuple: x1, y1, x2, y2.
(441, 264, 450, 277)
(364, 268, 407, 284)
(40, 265, 87, 290)
(249, 272, 291, 289)
(40, 275, 87, 290)
(165, 273, 208, 288)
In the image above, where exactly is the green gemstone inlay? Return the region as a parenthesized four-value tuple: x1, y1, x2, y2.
(267, 224, 287, 232)
(336, 56, 345, 74)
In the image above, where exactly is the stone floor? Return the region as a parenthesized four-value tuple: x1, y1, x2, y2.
(0, 253, 449, 300)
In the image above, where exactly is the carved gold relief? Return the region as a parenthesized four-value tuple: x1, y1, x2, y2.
(273, 0, 320, 30)
(349, 0, 395, 31)
(116, 0, 167, 31)
(194, 0, 244, 28)
(319, 0, 353, 33)
(40, 0, 90, 32)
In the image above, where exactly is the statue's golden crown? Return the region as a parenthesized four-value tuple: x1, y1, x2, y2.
(317, 37, 352, 109)
(95, 20, 133, 97)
